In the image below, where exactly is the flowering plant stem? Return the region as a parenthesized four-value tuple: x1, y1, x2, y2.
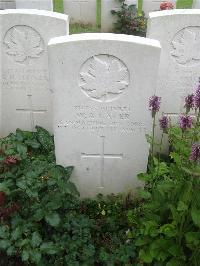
(150, 115, 156, 168)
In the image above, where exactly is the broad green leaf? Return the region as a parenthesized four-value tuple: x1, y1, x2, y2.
(40, 242, 57, 255)
(11, 227, 22, 240)
(0, 239, 11, 249)
(45, 212, 60, 227)
(185, 232, 200, 246)
(191, 208, 200, 227)
(31, 232, 42, 247)
(0, 226, 9, 239)
(30, 250, 42, 263)
(32, 208, 44, 222)
(177, 201, 188, 212)
(22, 250, 29, 261)
(25, 139, 41, 149)
(139, 249, 153, 263)
(138, 189, 151, 200)
(36, 126, 54, 152)
(16, 143, 27, 158)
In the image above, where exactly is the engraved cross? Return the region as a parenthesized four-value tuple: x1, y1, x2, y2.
(16, 94, 47, 131)
(81, 136, 123, 189)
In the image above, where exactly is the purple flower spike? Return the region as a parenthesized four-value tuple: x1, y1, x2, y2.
(194, 83, 200, 109)
(159, 115, 169, 131)
(185, 94, 195, 112)
(149, 95, 161, 117)
(189, 144, 200, 162)
(179, 114, 193, 130)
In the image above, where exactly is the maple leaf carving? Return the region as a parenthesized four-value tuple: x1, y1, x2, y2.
(80, 55, 129, 101)
(5, 26, 44, 63)
(171, 28, 200, 64)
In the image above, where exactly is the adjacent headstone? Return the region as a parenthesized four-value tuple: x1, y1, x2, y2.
(101, 0, 137, 32)
(48, 33, 161, 197)
(0, 10, 69, 137)
(147, 10, 200, 119)
(16, 0, 53, 11)
(143, 0, 176, 16)
(0, 0, 15, 9)
(193, 0, 200, 8)
(63, 0, 96, 25)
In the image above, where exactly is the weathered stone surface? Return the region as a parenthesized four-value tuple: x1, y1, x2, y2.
(0, 0, 15, 9)
(0, 10, 69, 136)
(193, 0, 200, 8)
(16, 0, 53, 11)
(48, 33, 161, 197)
(63, 0, 96, 25)
(147, 10, 200, 118)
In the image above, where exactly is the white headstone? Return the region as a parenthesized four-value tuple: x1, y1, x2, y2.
(63, 0, 96, 25)
(143, 0, 176, 16)
(0, 0, 15, 9)
(101, 0, 137, 32)
(193, 0, 200, 8)
(0, 10, 69, 137)
(16, 0, 53, 11)
(48, 33, 161, 198)
(147, 10, 200, 122)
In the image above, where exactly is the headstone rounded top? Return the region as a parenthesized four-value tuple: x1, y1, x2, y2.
(149, 9, 200, 18)
(48, 33, 161, 49)
(0, 9, 69, 22)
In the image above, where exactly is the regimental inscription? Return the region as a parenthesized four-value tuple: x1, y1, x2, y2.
(2, 68, 49, 91)
(171, 26, 200, 66)
(79, 54, 130, 102)
(4, 25, 45, 64)
(57, 105, 146, 134)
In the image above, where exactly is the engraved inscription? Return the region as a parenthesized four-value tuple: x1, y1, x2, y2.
(79, 54, 130, 102)
(57, 105, 146, 134)
(81, 136, 123, 189)
(4, 25, 44, 64)
(2, 68, 49, 91)
(171, 26, 200, 66)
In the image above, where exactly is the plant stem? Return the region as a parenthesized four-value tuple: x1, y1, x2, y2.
(151, 115, 156, 168)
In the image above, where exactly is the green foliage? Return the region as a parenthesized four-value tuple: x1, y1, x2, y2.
(111, 0, 147, 36)
(0, 128, 137, 265)
(128, 101, 200, 265)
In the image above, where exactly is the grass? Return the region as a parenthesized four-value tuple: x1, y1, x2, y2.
(70, 23, 100, 34)
(53, 0, 64, 13)
(176, 0, 193, 8)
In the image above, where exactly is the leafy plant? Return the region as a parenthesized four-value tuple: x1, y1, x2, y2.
(128, 85, 200, 265)
(0, 126, 137, 265)
(111, 0, 147, 36)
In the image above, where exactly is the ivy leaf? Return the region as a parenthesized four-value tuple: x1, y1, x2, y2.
(45, 212, 60, 227)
